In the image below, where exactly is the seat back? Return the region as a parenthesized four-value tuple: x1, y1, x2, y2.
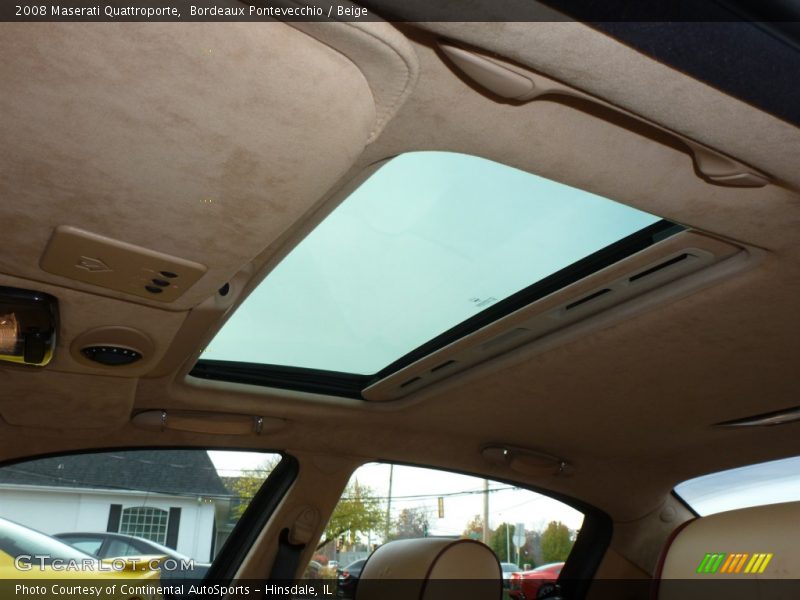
(355, 537, 502, 600)
(658, 501, 800, 600)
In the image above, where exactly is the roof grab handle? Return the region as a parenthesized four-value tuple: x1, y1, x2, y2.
(439, 42, 770, 188)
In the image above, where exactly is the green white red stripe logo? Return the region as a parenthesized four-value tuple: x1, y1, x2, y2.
(696, 553, 773, 574)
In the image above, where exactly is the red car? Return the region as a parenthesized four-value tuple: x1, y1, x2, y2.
(508, 562, 564, 600)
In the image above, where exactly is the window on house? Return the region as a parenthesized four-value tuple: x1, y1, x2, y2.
(119, 507, 169, 544)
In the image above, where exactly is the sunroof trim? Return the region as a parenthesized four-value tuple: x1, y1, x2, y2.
(191, 221, 685, 399)
(370, 219, 681, 382)
(363, 229, 751, 401)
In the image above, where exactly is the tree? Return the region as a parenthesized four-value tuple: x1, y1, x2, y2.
(521, 530, 542, 567)
(540, 521, 574, 563)
(462, 514, 487, 540)
(228, 456, 280, 518)
(317, 480, 384, 550)
(489, 522, 516, 563)
(389, 507, 430, 540)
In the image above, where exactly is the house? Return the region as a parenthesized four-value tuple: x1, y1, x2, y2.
(0, 450, 232, 561)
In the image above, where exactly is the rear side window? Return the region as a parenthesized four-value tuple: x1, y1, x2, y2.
(306, 462, 584, 580)
(105, 539, 140, 558)
(66, 538, 104, 556)
(0, 449, 281, 569)
(675, 455, 800, 515)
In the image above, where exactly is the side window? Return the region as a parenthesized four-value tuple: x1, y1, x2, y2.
(0, 449, 280, 570)
(64, 538, 103, 556)
(307, 463, 584, 586)
(105, 538, 141, 558)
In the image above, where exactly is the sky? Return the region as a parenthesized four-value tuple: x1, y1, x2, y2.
(342, 462, 584, 539)
(208, 451, 584, 543)
(201, 151, 659, 375)
(212, 450, 800, 535)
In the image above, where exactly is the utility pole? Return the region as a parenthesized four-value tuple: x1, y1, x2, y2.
(385, 464, 394, 540)
(506, 524, 511, 563)
(482, 479, 489, 544)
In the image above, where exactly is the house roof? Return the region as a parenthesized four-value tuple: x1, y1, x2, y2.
(0, 450, 230, 498)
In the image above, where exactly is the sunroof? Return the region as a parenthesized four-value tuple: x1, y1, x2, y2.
(197, 151, 672, 390)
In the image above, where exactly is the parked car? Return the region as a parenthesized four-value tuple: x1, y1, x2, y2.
(509, 562, 564, 600)
(500, 562, 520, 587)
(0, 517, 161, 596)
(303, 559, 324, 580)
(336, 558, 367, 598)
(328, 560, 339, 569)
(55, 531, 209, 579)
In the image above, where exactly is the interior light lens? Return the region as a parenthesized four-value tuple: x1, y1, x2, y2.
(0, 286, 58, 366)
(0, 313, 20, 354)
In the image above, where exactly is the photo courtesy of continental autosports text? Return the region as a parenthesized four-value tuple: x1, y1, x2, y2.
(11, 582, 332, 598)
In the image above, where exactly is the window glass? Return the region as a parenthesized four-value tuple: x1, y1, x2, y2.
(0, 449, 280, 572)
(675, 455, 800, 515)
(105, 539, 141, 558)
(307, 462, 584, 589)
(202, 151, 666, 376)
(64, 538, 104, 556)
(119, 507, 168, 544)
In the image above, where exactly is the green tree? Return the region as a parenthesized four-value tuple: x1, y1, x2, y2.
(462, 514, 486, 540)
(318, 480, 384, 550)
(540, 521, 574, 563)
(489, 522, 516, 563)
(521, 530, 541, 567)
(228, 457, 280, 519)
(389, 507, 430, 540)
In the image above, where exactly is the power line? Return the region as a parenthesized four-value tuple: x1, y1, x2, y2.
(341, 485, 520, 502)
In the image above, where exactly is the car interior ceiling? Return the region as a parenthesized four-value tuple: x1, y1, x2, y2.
(1, 4, 799, 597)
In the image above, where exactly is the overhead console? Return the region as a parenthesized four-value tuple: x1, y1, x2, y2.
(0, 21, 417, 311)
(0, 19, 421, 435)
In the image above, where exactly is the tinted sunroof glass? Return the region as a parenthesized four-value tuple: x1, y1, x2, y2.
(201, 151, 662, 375)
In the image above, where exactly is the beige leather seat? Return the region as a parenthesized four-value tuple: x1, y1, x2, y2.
(355, 537, 503, 600)
(657, 501, 800, 600)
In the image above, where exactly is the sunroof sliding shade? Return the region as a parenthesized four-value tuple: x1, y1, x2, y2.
(197, 152, 672, 390)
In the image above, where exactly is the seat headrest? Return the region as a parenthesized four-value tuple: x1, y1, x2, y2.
(658, 501, 800, 599)
(355, 538, 502, 600)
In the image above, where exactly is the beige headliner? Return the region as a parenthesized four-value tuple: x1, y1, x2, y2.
(1, 17, 799, 578)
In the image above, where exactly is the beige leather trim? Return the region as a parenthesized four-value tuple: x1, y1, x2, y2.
(661, 502, 800, 581)
(288, 16, 420, 143)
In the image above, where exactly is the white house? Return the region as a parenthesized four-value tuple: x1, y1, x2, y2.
(0, 450, 233, 562)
